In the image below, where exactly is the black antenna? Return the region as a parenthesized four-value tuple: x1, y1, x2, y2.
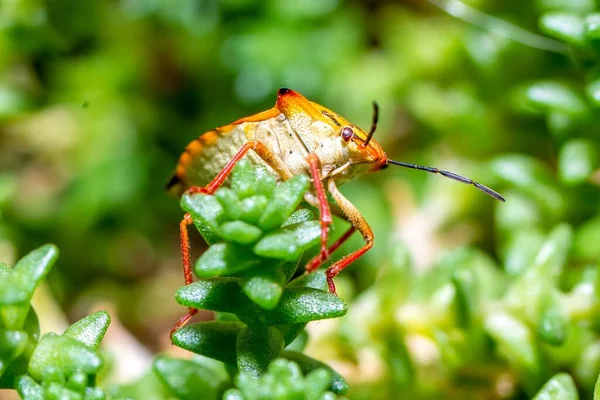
(363, 102, 379, 147)
(387, 159, 505, 202)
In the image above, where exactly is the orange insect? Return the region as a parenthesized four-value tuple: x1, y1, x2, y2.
(168, 88, 504, 333)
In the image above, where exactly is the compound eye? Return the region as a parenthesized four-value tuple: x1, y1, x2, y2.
(341, 126, 353, 142)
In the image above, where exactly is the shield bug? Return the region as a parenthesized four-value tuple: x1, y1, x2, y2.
(168, 88, 504, 333)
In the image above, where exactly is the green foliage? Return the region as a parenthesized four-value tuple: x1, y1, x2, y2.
(152, 355, 231, 400)
(223, 358, 340, 400)
(4, 0, 600, 399)
(533, 373, 578, 400)
(0, 246, 111, 399)
(171, 160, 348, 394)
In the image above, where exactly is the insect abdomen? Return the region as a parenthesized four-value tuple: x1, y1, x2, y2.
(169, 124, 250, 193)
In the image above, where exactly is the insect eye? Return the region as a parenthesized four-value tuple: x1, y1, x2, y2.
(341, 126, 353, 142)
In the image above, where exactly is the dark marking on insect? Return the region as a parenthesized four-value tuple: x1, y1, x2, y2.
(322, 110, 341, 127)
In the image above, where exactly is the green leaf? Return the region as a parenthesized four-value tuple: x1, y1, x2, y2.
(305, 368, 334, 399)
(195, 243, 262, 278)
(537, 294, 569, 346)
(382, 328, 414, 389)
(452, 263, 477, 328)
(238, 195, 269, 225)
(539, 13, 585, 45)
(181, 194, 224, 244)
(0, 329, 28, 361)
(16, 374, 44, 400)
(533, 373, 578, 400)
(573, 216, 600, 261)
(484, 312, 542, 391)
(517, 81, 588, 116)
(253, 231, 298, 260)
(219, 221, 263, 245)
(176, 279, 259, 324)
(153, 355, 230, 400)
(0, 244, 59, 306)
(176, 281, 346, 325)
(240, 268, 286, 310)
(0, 263, 9, 275)
(490, 155, 566, 217)
(215, 188, 244, 220)
(282, 209, 314, 227)
(171, 321, 242, 365)
(223, 389, 245, 400)
(546, 111, 578, 137)
(231, 159, 260, 199)
(45, 382, 83, 399)
(0, 309, 40, 388)
(504, 225, 572, 326)
(584, 13, 600, 42)
(265, 358, 304, 396)
(281, 351, 348, 395)
(62, 311, 111, 350)
(84, 387, 106, 399)
(276, 324, 307, 347)
(236, 325, 284, 376)
(558, 139, 598, 185)
(288, 271, 329, 292)
(281, 259, 301, 283)
(28, 333, 103, 381)
(284, 329, 309, 352)
(594, 367, 600, 400)
(258, 175, 310, 230)
(585, 78, 600, 107)
(536, 0, 594, 13)
(66, 371, 87, 392)
(254, 165, 277, 199)
(502, 228, 545, 277)
(529, 224, 572, 282)
(255, 287, 347, 325)
(574, 341, 600, 390)
(253, 221, 321, 261)
(106, 369, 173, 400)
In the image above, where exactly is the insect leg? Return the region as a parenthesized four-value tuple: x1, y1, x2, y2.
(303, 193, 352, 273)
(305, 226, 356, 273)
(169, 214, 198, 336)
(171, 141, 292, 337)
(187, 141, 293, 195)
(306, 154, 333, 262)
(324, 178, 374, 295)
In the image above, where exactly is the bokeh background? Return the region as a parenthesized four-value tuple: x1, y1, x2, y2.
(2, 0, 600, 398)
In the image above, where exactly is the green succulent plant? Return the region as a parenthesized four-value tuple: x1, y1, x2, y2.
(0, 245, 111, 400)
(170, 159, 348, 394)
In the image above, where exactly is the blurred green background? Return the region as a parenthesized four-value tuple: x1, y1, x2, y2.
(1, 0, 600, 398)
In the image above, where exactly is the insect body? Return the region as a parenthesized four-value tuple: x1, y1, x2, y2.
(169, 88, 504, 334)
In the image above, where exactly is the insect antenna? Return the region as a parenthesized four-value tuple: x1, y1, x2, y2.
(363, 102, 379, 147)
(387, 159, 505, 202)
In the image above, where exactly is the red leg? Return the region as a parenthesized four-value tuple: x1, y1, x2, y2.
(170, 213, 199, 338)
(171, 141, 292, 336)
(187, 141, 292, 196)
(324, 179, 374, 295)
(170, 308, 198, 337)
(305, 226, 356, 273)
(181, 213, 195, 285)
(326, 241, 373, 294)
(306, 154, 332, 262)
